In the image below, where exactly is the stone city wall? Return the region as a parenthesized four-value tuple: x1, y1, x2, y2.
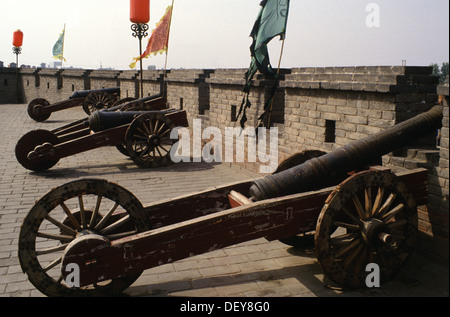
(0, 66, 448, 262)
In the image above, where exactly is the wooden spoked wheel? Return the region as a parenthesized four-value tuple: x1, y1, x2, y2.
(125, 113, 175, 168)
(82, 91, 114, 115)
(15, 129, 60, 172)
(18, 179, 151, 297)
(315, 170, 418, 289)
(27, 98, 51, 122)
(276, 150, 327, 248)
(117, 100, 145, 111)
(113, 97, 135, 107)
(115, 100, 145, 156)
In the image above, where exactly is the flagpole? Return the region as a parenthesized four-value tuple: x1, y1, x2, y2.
(61, 24, 66, 69)
(162, 0, 175, 98)
(266, 38, 285, 127)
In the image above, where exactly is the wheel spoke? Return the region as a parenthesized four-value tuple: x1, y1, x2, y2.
(149, 119, 154, 134)
(352, 195, 366, 220)
(382, 203, 405, 223)
(377, 193, 396, 218)
(156, 122, 167, 135)
(342, 206, 363, 225)
(137, 127, 148, 138)
(156, 146, 163, 157)
(334, 238, 360, 259)
(60, 202, 81, 231)
(372, 187, 385, 217)
(334, 221, 360, 230)
(158, 145, 170, 154)
(36, 243, 69, 256)
(78, 195, 86, 229)
(154, 120, 161, 134)
(133, 133, 147, 141)
(94, 202, 119, 231)
(387, 218, 408, 228)
(89, 196, 103, 228)
(142, 122, 152, 136)
(37, 231, 74, 242)
(158, 128, 171, 138)
(139, 145, 151, 158)
(43, 256, 62, 272)
(343, 242, 364, 269)
(45, 215, 77, 236)
(100, 215, 131, 235)
(364, 187, 372, 218)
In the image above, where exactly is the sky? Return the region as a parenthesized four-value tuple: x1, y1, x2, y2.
(1, 0, 449, 70)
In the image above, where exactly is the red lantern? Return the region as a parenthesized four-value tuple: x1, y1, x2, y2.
(13, 30, 23, 47)
(130, 0, 150, 24)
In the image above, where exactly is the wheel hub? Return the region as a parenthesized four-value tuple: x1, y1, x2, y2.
(33, 104, 44, 115)
(95, 102, 106, 110)
(147, 134, 160, 147)
(61, 234, 110, 286)
(361, 218, 394, 248)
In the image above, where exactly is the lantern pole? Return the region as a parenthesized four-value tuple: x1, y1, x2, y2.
(131, 23, 149, 99)
(12, 46, 22, 103)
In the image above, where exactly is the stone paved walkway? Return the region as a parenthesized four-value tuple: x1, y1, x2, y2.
(0, 103, 448, 297)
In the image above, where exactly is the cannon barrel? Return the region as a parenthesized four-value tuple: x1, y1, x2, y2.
(106, 93, 162, 112)
(87, 94, 164, 131)
(88, 108, 177, 132)
(88, 111, 143, 132)
(250, 106, 443, 201)
(69, 87, 120, 99)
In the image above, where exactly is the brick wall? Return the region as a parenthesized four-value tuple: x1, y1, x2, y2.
(89, 70, 120, 91)
(415, 78, 449, 262)
(60, 69, 91, 96)
(119, 70, 139, 99)
(0, 68, 22, 103)
(166, 69, 214, 126)
(20, 68, 40, 103)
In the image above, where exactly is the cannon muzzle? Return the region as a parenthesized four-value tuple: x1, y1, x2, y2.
(250, 106, 443, 201)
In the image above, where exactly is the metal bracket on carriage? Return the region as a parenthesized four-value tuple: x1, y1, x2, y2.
(27, 142, 56, 161)
(30, 104, 46, 117)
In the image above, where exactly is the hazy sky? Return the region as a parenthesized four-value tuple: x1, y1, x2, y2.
(1, 0, 449, 70)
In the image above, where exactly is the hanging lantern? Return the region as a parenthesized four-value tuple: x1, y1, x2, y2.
(13, 30, 23, 47)
(130, 0, 150, 24)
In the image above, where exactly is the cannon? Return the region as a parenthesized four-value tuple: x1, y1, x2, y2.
(27, 87, 124, 122)
(16, 94, 188, 171)
(18, 106, 442, 296)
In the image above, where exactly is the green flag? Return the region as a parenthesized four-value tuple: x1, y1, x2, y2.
(52, 27, 66, 62)
(238, 0, 290, 128)
(249, 0, 290, 79)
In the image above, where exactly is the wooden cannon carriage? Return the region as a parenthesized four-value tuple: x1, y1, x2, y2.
(16, 94, 188, 171)
(17, 106, 442, 296)
(27, 87, 124, 122)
